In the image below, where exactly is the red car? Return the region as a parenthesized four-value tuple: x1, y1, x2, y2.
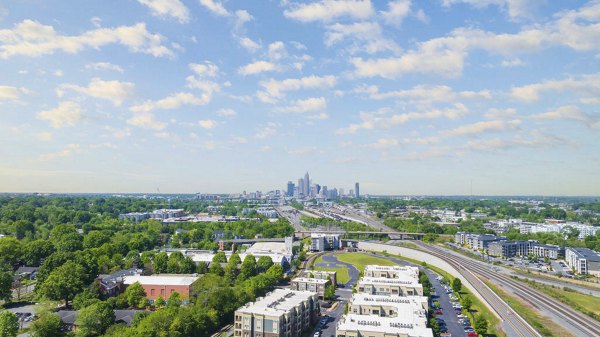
(434, 309, 442, 315)
(467, 332, 478, 337)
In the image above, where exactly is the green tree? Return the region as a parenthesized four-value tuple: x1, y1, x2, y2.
(452, 278, 462, 293)
(212, 252, 227, 263)
(266, 264, 284, 280)
(324, 284, 335, 300)
(154, 295, 165, 308)
(197, 261, 208, 274)
(0, 311, 18, 337)
(228, 253, 241, 266)
(0, 237, 22, 270)
(239, 255, 257, 281)
(474, 315, 488, 336)
(257, 256, 274, 272)
(209, 262, 224, 276)
(75, 302, 115, 337)
(461, 296, 473, 313)
(428, 317, 440, 336)
(21, 240, 55, 266)
(0, 271, 12, 302)
(37, 261, 86, 307)
(167, 291, 182, 308)
(124, 282, 147, 309)
(153, 252, 168, 273)
(30, 312, 64, 337)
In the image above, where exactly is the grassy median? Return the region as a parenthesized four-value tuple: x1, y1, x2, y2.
(312, 255, 351, 284)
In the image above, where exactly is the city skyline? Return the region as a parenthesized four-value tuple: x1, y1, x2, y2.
(1, 1, 599, 195)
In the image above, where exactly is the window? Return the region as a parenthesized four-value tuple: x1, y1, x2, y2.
(160, 289, 165, 295)
(151, 289, 155, 296)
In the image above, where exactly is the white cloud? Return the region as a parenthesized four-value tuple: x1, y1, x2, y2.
(484, 108, 517, 119)
(239, 37, 261, 52)
(366, 138, 400, 149)
(287, 146, 318, 155)
(257, 75, 337, 103)
(284, 0, 374, 22)
(217, 108, 237, 116)
(37, 132, 53, 141)
(203, 140, 218, 150)
(380, 0, 412, 26)
(198, 119, 218, 129)
(500, 58, 524, 67)
(127, 112, 166, 130)
(57, 78, 135, 106)
(138, 0, 190, 23)
(531, 105, 598, 128)
(0, 20, 174, 59)
(358, 84, 492, 102)
(268, 41, 287, 60)
(37, 101, 82, 128)
(442, 119, 522, 137)
(39, 144, 81, 162)
(325, 22, 401, 54)
(199, 0, 230, 17)
(235, 10, 253, 29)
(231, 136, 248, 144)
(441, 0, 540, 20)
(510, 73, 600, 103)
(238, 61, 281, 76)
(85, 62, 124, 73)
(0, 86, 24, 101)
(104, 126, 131, 139)
(254, 122, 279, 139)
(130, 92, 210, 112)
(189, 62, 219, 77)
(336, 104, 469, 135)
(276, 97, 327, 113)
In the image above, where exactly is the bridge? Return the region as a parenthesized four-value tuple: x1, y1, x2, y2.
(294, 231, 426, 240)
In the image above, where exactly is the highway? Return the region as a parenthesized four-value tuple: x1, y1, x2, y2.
(275, 206, 308, 231)
(414, 242, 600, 337)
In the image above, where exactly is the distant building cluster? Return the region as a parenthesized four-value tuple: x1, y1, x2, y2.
(118, 209, 185, 222)
(456, 232, 565, 260)
(310, 233, 341, 252)
(337, 265, 432, 337)
(286, 172, 360, 200)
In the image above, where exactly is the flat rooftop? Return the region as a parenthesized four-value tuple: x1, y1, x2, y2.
(337, 314, 433, 337)
(358, 277, 422, 287)
(123, 275, 199, 286)
(351, 293, 428, 311)
(365, 265, 419, 277)
(291, 277, 329, 284)
(569, 248, 600, 261)
(236, 289, 317, 316)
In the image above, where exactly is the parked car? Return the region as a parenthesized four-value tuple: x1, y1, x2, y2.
(314, 331, 321, 337)
(434, 309, 443, 315)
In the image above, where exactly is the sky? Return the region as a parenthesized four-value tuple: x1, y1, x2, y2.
(0, 0, 599, 195)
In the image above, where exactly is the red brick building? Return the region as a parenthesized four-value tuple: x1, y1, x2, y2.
(123, 275, 199, 302)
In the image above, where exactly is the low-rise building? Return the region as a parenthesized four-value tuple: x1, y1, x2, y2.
(290, 278, 331, 299)
(531, 244, 564, 260)
(565, 248, 600, 276)
(234, 289, 320, 337)
(97, 268, 140, 297)
(123, 275, 199, 302)
(356, 277, 423, 297)
(310, 233, 341, 251)
(348, 294, 428, 317)
(336, 314, 433, 337)
(299, 270, 337, 286)
(364, 265, 419, 280)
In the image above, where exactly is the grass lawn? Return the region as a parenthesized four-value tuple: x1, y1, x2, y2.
(336, 252, 396, 272)
(485, 281, 573, 337)
(516, 277, 600, 319)
(312, 254, 351, 284)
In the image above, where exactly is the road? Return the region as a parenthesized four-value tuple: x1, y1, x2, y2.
(326, 206, 396, 232)
(414, 242, 600, 337)
(275, 206, 308, 231)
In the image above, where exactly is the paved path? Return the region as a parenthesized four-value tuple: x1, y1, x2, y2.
(315, 254, 360, 288)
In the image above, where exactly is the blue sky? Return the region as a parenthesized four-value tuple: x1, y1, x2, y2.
(1, 0, 599, 195)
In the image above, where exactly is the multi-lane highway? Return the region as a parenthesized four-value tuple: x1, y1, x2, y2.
(414, 242, 600, 337)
